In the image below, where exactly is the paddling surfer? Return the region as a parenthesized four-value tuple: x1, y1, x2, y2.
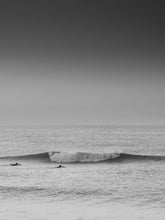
(56, 164, 65, 168)
(10, 162, 21, 166)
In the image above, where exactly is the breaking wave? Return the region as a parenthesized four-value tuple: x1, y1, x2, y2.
(0, 151, 165, 163)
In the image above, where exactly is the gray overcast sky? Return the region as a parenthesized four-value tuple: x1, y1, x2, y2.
(0, 0, 165, 125)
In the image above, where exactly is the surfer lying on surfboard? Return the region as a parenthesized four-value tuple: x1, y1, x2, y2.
(10, 162, 21, 166)
(56, 164, 65, 168)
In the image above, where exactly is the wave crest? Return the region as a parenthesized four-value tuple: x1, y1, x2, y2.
(0, 151, 165, 163)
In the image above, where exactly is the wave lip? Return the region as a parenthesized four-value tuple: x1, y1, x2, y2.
(49, 152, 165, 163)
(0, 152, 165, 164)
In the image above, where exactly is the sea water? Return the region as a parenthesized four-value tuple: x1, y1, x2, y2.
(0, 125, 165, 220)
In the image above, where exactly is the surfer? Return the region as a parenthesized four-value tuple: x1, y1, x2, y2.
(10, 162, 21, 166)
(56, 164, 65, 168)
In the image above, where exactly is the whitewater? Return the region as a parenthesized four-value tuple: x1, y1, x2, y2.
(0, 125, 165, 220)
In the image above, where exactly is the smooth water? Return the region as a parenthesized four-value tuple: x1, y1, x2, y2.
(0, 126, 165, 220)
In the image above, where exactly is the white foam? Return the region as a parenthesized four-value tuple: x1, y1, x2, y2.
(49, 152, 120, 163)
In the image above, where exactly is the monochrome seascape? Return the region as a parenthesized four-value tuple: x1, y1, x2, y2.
(1, 0, 165, 219)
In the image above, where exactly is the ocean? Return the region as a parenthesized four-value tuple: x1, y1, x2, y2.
(0, 125, 165, 220)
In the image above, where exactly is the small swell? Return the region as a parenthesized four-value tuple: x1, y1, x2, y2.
(112, 153, 165, 162)
(0, 152, 51, 163)
(0, 152, 165, 164)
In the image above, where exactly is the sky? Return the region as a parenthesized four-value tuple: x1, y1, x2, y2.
(0, 0, 165, 125)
